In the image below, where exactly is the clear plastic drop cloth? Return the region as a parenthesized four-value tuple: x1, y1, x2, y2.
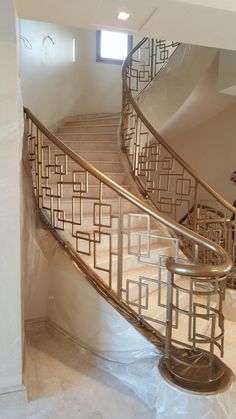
(22, 143, 236, 418)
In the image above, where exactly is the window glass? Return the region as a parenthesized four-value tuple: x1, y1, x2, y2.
(96, 30, 132, 64)
(100, 30, 128, 61)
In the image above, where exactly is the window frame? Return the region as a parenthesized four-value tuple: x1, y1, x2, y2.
(96, 30, 133, 65)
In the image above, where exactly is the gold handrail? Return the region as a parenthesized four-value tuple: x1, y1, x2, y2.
(24, 107, 231, 278)
(122, 38, 236, 215)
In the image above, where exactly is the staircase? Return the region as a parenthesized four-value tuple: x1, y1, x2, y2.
(24, 37, 235, 395)
(52, 112, 179, 312)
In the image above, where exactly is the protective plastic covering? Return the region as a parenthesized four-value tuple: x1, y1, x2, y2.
(22, 145, 236, 418)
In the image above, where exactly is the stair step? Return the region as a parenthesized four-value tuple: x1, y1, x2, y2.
(52, 183, 130, 199)
(55, 125, 118, 134)
(48, 197, 136, 216)
(64, 117, 121, 126)
(66, 112, 120, 122)
(47, 141, 119, 152)
(63, 122, 119, 129)
(41, 151, 121, 166)
(49, 212, 154, 231)
(55, 133, 118, 142)
(74, 151, 121, 162)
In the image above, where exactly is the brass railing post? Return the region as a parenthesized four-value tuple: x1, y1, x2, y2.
(151, 38, 155, 81)
(36, 127, 43, 208)
(117, 196, 123, 300)
(134, 116, 141, 176)
(165, 270, 173, 358)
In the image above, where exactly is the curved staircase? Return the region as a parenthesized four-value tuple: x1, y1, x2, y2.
(23, 37, 236, 395)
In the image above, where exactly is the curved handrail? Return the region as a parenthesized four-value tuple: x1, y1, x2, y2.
(122, 38, 236, 215)
(24, 107, 232, 278)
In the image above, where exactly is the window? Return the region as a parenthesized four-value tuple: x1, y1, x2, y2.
(96, 30, 132, 65)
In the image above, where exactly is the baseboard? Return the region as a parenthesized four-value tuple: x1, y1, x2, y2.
(46, 318, 83, 347)
(24, 317, 47, 333)
(25, 317, 93, 359)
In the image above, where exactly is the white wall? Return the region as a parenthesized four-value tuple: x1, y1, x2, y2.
(20, 19, 81, 128)
(0, 0, 23, 390)
(75, 28, 122, 115)
(20, 22, 122, 128)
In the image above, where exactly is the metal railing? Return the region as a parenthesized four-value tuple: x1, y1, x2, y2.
(122, 38, 236, 289)
(24, 106, 232, 393)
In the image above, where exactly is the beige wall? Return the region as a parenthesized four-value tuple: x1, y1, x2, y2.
(219, 49, 236, 95)
(0, 0, 23, 390)
(20, 22, 122, 128)
(138, 43, 218, 132)
(168, 101, 236, 204)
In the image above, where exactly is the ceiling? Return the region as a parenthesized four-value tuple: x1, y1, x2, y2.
(16, 0, 236, 51)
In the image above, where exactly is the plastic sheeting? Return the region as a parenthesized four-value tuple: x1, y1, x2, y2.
(22, 144, 236, 418)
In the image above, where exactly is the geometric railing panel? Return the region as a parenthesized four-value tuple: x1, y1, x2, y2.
(122, 37, 236, 289)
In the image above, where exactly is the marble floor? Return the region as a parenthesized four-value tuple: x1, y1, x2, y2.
(0, 324, 154, 419)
